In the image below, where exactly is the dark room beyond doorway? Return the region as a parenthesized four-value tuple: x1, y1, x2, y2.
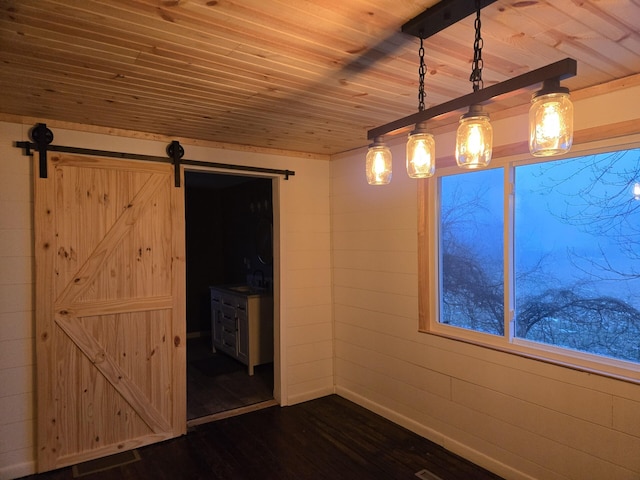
(184, 171, 275, 420)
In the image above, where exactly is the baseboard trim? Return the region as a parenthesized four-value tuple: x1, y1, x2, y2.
(286, 385, 335, 406)
(335, 386, 536, 480)
(0, 460, 36, 480)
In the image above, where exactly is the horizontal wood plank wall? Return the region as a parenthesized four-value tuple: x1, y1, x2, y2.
(278, 149, 334, 404)
(0, 120, 333, 478)
(0, 122, 35, 480)
(330, 83, 640, 480)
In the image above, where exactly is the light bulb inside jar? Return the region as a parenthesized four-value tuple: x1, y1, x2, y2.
(529, 80, 573, 157)
(406, 122, 435, 178)
(456, 105, 492, 169)
(365, 138, 392, 185)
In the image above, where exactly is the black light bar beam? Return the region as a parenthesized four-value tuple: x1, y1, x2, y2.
(402, 0, 498, 39)
(367, 57, 577, 140)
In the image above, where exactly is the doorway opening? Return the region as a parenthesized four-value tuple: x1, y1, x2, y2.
(184, 170, 277, 423)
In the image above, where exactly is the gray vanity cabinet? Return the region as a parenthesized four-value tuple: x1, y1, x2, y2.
(210, 287, 273, 375)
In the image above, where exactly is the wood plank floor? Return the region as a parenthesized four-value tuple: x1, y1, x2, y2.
(187, 336, 274, 419)
(20, 395, 504, 480)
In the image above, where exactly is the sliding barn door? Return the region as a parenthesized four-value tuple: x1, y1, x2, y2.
(34, 153, 186, 472)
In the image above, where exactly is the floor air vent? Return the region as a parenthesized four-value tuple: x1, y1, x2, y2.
(415, 468, 444, 480)
(72, 449, 140, 478)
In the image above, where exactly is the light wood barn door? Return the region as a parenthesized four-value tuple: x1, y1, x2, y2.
(34, 153, 186, 472)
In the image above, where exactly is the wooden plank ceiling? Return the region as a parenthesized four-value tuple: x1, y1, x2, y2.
(1, 0, 639, 156)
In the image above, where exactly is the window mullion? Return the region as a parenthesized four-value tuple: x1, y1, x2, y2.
(504, 165, 515, 342)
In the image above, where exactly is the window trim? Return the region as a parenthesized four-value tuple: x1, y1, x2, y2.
(418, 134, 640, 384)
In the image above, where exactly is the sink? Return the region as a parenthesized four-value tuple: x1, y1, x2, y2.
(226, 285, 267, 295)
(227, 285, 251, 293)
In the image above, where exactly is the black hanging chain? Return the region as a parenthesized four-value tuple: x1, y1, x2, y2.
(470, 0, 484, 92)
(418, 34, 426, 111)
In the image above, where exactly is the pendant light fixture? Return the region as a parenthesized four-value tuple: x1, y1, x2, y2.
(529, 78, 574, 156)
(406, 35, 435, 178)
(366, 136, 392, 185)
(365, 0, 577, 184)
(455, 0, 492, 169)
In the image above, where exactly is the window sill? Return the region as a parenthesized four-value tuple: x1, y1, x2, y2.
(420, 325, 640, 386)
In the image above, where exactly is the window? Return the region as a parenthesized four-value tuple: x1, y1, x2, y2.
(422, 146, 640, 378)
(440, 168, 504, 335)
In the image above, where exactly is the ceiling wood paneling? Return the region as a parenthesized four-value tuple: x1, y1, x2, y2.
(1, 0, 639, 155)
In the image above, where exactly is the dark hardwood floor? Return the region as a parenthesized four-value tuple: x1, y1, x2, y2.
(187, 336, 274, 419)
(20, 395, 504, 480)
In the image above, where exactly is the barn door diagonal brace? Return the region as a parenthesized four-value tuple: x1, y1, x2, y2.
(14, 124, 296, 182)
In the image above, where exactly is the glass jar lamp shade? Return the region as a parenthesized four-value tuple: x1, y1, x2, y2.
(365, 138, 392, 185)
(455, 105, 493, 169)
(406, 122, 435, 178)
(529, 83, 573, 157)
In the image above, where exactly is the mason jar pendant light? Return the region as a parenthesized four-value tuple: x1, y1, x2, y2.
(529, 78, 574, 156)
(366, 136, 392, 185)
(407, 122, 436, 177)
(456, 105, 492, 169)
(406, 35, 435, 178)
(456, 0, 493, 170)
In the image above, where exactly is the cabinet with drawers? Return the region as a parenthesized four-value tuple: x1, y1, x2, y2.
(210, 286, 273, 375)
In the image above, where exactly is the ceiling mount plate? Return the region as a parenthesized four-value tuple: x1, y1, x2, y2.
(402, 0, 498, 39)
